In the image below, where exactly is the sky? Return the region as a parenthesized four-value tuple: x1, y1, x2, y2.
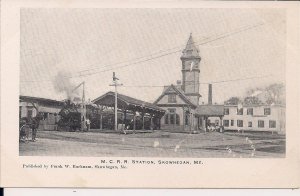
(20, 8, 286, 104)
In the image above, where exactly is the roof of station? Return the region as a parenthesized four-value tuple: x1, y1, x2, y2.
(20, 95, 64, 106)
(92, 91, 165, 115)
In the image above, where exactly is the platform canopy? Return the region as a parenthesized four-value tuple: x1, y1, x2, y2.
(92, 91, 165, 117)
(20, 95, 63, 107)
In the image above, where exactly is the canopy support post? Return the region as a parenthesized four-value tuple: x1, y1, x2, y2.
(150, 114, 154, 132)
(132, 108, 137, 133)
(142, 112, 145, 131)
(100, 114, 103, 130)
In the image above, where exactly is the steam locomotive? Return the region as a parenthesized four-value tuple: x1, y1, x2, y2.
(57, 100, 82, 131)
(57, 100, 119, 131)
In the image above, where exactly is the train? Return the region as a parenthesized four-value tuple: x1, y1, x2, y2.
(57, 100, 159, 131)
(57, 100, 82, 131)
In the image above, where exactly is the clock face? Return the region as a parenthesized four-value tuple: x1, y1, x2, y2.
(187, 60, 198, 68)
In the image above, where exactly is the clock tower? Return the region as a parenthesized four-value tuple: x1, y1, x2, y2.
(181, 33, 201, 105)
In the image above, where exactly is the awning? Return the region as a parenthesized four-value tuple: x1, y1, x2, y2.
(92, 91, 165, 116)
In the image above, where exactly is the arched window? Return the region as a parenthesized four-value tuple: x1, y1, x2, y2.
(176, 114, 180, 125)
(164, 114, 169, 125)
(185, 113, 189, 125)
(170, 114, 175, 124)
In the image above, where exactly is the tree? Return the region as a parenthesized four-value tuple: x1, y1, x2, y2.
(245, 83, 285, 105)
(263, 83, 285, 104)
(243, 96, 263, 105)
(224, 97, 241, 105)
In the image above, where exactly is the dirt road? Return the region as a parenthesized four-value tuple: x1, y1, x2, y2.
(19, 130, 285, 157)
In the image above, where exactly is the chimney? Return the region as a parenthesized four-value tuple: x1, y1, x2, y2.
(208, 84, 212, 105)
(176, 80, 181, 85)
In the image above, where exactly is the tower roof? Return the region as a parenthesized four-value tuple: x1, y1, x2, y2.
(181, 33, 200, 59)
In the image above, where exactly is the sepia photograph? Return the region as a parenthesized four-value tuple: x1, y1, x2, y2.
(19, 8, 286, 158)
(1, 0, 299, 188)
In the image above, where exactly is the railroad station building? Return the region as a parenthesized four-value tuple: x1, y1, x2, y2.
(19, 33, 285, 134)
(19, 95, 63, 131)
(153, 34, 224, 132)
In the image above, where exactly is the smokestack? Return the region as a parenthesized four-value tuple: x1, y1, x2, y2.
(208, 84, 212, 105)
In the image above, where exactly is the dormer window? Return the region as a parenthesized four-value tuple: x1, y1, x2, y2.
(185, 49, 193, 56)
(247, 108, 253, 115)
(264, 108, 271, 115)
(168, 94, 176, 103)
(237, 108, 243, 115)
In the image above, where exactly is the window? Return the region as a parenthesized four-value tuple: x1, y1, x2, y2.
(186, 50, 193, 56)
(237, 108, 243, 115)
(231, 120, 234, 126)
(258, 120, 264, 128)
(164, 115, 169, 124)
(264, 108, 271, 115)
(215, 120, 219, 126)
(165, 109, 179, 125)
(269, 120, 276, 128)
(185, 114, 189, 125)
(169, 108, 176, 113)
(237, 120, 243, 127)
(199, 118, 203, 127)
(170, 114, 175, 125)
(176, 114, 180, 125)
(27, 109, 33, 118)
(224, 120, 229, 127)
(247, 108, 253, 115)
(224, 108, 229, 115)
(43, 112, 48, 120)
(248, 121, 252, 127)
(168, 94, 176, 103)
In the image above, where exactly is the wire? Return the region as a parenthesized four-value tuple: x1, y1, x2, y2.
(71, 22, 266, 78)
(70, 21, 267, 73)
(20, 22, 265, 83)
(77, 35, 211, 73)
(21, 73, 280, 92)
(119, 74, 279, 88)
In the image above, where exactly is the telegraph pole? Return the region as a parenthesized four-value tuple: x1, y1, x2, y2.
(72, 81, 86, 131)
(109, 72, 122, 131)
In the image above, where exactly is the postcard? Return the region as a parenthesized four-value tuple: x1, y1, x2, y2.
(0, 0, 299, 188)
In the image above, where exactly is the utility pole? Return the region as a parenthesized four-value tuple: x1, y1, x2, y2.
(72, 81, 86, 131)
(109, 72, 123, 131)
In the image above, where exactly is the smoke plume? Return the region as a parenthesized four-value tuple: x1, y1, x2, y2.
(53, 71, 80, 101)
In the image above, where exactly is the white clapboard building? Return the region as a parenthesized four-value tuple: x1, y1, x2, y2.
(222, 104, 285, 133)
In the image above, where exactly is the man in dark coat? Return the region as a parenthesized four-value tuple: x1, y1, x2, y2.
(30, 113, 42, 142)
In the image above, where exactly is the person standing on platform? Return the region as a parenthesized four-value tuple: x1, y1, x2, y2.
(86, 118, 90, 131)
